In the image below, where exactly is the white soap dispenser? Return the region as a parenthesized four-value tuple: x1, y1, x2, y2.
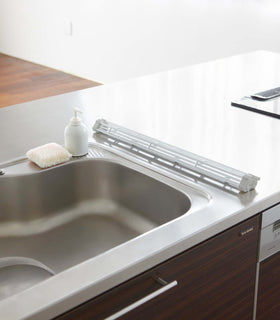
(64, 108, 88, 156)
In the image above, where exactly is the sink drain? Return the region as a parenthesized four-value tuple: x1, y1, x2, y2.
(0, 257, 55, 301)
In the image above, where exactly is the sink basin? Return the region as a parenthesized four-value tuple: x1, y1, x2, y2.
(0, 158, 191, 299)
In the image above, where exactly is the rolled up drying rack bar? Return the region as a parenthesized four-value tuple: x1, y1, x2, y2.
(93, 119, 259, 192)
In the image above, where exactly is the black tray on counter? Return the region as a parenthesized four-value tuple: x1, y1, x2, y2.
(231, 96, 280, 119)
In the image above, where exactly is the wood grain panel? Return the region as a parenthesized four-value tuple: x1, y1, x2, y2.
(0, 53, 100, 108)
(56, 215, 260, 320)
(257, 251, 280, 320)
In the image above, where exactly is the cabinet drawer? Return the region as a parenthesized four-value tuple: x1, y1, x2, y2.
(55, 269, 177, 320)
(56, 214, 260, 320)
(257, 251, 280, 320)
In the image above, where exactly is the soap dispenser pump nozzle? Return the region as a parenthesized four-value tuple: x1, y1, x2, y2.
(71, 108, 82, 125)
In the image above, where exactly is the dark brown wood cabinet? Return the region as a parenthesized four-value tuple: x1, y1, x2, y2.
(257, 251, 280, 320)
(56, 214, 260, 320)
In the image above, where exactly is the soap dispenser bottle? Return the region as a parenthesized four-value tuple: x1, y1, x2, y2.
(64, 108, 88, 156)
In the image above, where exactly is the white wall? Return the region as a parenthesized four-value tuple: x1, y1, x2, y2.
(0, 0, 280, 83)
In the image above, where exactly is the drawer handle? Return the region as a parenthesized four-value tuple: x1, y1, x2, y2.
(105, 279, 178, 320)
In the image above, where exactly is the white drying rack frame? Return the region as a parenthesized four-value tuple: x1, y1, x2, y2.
(93, 119, 259, 193)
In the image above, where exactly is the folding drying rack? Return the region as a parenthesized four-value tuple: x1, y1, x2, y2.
(93, 119, 259, 193)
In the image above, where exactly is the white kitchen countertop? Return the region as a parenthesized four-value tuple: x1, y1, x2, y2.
(1, 51, 280, 198)
(0, 51, 280, 319)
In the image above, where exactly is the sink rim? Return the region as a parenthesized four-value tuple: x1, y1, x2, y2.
(0, 144, 216, 320)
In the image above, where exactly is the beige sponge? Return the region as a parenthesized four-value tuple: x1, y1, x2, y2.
(26, 143, 72, 168)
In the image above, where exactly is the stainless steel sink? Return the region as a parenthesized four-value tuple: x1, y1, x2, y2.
(0, 157, 191, 300)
